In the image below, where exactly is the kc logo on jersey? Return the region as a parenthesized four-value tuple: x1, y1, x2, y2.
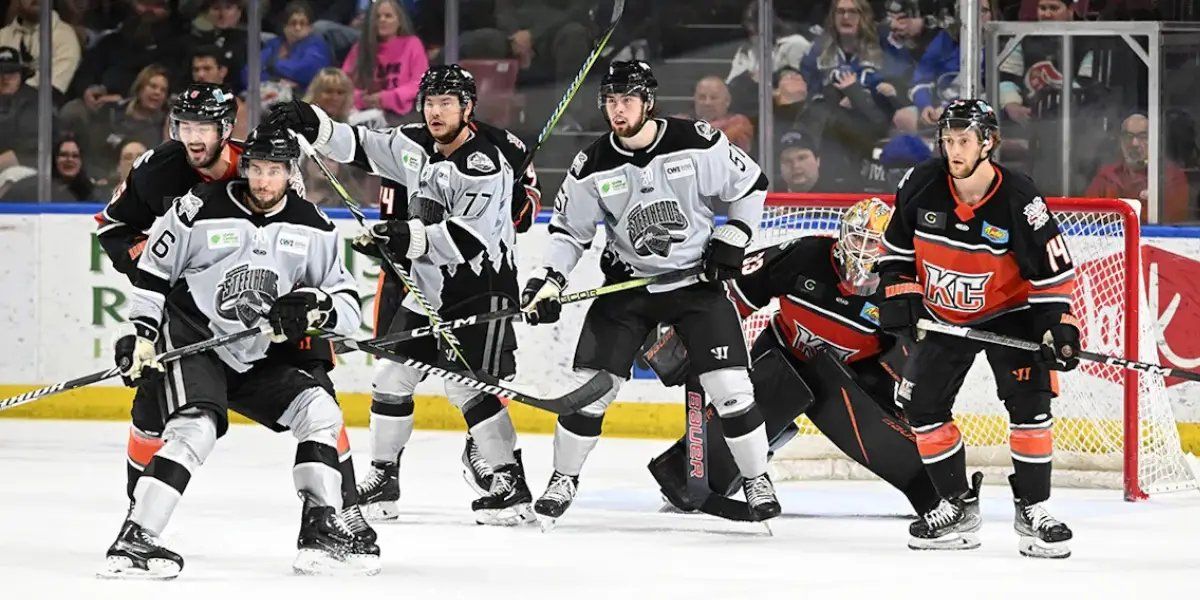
(790, 322, 856, 361)
(628, 199, 688, 257)
(216, 264, 281, 327)
(923, 262, 992, 313)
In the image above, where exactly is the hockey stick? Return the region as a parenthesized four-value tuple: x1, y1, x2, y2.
(321, 331, 611, 415)
(916, 318, 1200, 383)
(368, 267, 703, 348)
(0, 324, 270, 412)
(682, 378, 759, 522)
(290, 131, 474, 372)
(514, 0, 625, 178)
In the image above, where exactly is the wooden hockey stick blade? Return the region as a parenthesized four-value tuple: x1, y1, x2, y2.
(916, 318, 1200, 383)
(327, 334, 611, 415)
(0, 324, 269, 411)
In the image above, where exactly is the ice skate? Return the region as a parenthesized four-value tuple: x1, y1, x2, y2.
(471, 463, 533, 526)
(98, 520, 183, 580)
(355, 458, 400, 521)
(908, 497, 982, 551)
(533, 471, 579, 532)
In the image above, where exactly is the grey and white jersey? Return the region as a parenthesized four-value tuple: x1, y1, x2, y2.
(545, 117, 769, 291)
(127, 180, 361, 372)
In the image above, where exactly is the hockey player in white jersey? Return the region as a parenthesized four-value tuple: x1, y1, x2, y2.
(521, 61, 781, 525)
(101, 125, 377, 578)
(267, 65, 533, 525)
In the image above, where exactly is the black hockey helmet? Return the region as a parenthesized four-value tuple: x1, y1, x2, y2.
(417, 64, 477, 111)
(239, 124, 300, 173)
(170, 83, 238, 140)
(937, 98, 1000, 177)
(598, 60, 658, 109)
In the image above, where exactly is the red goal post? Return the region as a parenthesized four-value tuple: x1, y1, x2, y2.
(750, 193, 1196, 500)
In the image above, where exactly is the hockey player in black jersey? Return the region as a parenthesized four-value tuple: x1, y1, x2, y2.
(876, 99, 1078, 557)
(520, 60, 779, 526)
(269, 65, 536, 525)
(647, 198, 948, 519)
(95, 83, 375, 549)
(102, 125, 377, 578)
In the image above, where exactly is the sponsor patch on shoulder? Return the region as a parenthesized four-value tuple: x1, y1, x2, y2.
(175, 191, 203, 222)
(207, 228, 241, 249)
(664, 158, 695, 180)
(1024, 196, 1050, 230)
(276, 232, 310, 255)
(570, 151, 587, 177)
(694, 120, 717, 141)
(466, 151, 495, 173)
(860, 301, 880, 325)
(597, 176, 628, 198)
(981, 220, 1010, 243)
(401, 150, 422, 172)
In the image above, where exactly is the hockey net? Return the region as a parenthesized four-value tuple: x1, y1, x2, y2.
(749, 193, 1197, 499)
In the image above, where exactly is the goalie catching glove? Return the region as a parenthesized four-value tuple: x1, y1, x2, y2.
(113, 320, 164, 387)
(351, 220, 428, 261)
(1038, 314, 1081, 372)
(520, 267, 567, 325)
(267, 288, 336, 343)
(701, 221, 751, 282)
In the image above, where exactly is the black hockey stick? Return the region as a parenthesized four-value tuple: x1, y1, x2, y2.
(916, 318, 1200, 383)
(0, 324, 270, 412)
(321, 332, 610, 415)
(367, 267, 703, 349)
(514, 0, 625, 178)
(291, 131, 474, 372)
(681, 377, 761, 522)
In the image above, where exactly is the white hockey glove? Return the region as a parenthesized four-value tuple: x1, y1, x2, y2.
(113, 320, 164, 388)
(267, 288, 336, 343)
(520, 267, 567, 325)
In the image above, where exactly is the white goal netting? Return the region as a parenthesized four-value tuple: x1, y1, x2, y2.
(747, 195, 1197, 498)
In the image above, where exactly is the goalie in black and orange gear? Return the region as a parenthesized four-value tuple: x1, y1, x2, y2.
(876, 98, 1078, 558)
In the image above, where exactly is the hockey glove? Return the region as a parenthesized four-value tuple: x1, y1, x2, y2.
(264, 100, 331, 148)
(349, 231, 383, 259)
(520, 267, 567, 325)
(267, 288, 336, 343)
(113, 320, 164, 388)
(879, 277, 928, 341)
(701, 221, 752, 282)
(1038, 315, 1081, 372)
(362, 219, 428, 260)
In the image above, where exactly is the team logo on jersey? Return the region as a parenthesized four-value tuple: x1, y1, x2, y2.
(628, 199, 688, 257)
(506, 131, 526, 151)
(570, 151, 587, 177)
(639, 169, 655, 193)
(923, 262, 992, 313)
(981, 221, 1010, 243)
(694, 120, 717, 141)
(790, 322, 856, 361)
(860, 302, 881, 325)
(175, 191, 203, 222)
(597, 176, 628, 198)
(918, 209, 946, 230)
(466, 151, 495, 173)
(1024, 196, 1050, 230)
(664, 159, 695, 180)
(215, 264, 281, 327)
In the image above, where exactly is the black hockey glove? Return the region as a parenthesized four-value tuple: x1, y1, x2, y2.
(265, 100, 322, 145)
(349, 232, 383, 259)
(1038, 315, 1081, 372)
(267, 288, 336, 343)
(360, 219, 428, 260)
(113, 320, 164, 388)
(701, 221, 752, 282)
(878, 277, 929, 341)
(520, 267, 567, 325)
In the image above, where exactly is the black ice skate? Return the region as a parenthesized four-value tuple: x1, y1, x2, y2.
(355, 456, 400, 521)
(340, 503, 382, 572)
(742, 473, 781, 521)
(1014, 499, 1073, 558)
(98, 519, 183, 580)
(294, 502, 380, 576)
(961, 471, 985, 524)
(533, 471, 579, 531)
(461, 436, 525, 496)
(471, 463, 533, 526)
(908, 497, 983, 551)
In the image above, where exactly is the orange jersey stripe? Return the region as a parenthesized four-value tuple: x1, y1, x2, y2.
(914, 422, 963, 464)
(1010, 427, 1053, 462)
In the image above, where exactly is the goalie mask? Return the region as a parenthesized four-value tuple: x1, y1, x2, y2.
(834, 197, 893, 295)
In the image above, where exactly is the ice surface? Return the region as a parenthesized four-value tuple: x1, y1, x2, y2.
(1, 420, 1196, 599)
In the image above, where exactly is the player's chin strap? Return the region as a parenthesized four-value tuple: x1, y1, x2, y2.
(915, 319, 1200, 383)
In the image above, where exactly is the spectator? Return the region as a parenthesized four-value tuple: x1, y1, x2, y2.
(725, 1, 815, 117)
(343, 0, 427, 122)
(2, 134, 97, 202)
(183, 0, 248, 93)
(300, 66, 373, 206)
(879, 0, 940, 121)
(189, 46, 248, 139)
(62, 64, 170, 176)
(896, 0, 991, 132)
(0, 0, 82, 104)
(0, 45, 40, 178)
(773, 67, 812, 132)
(69, 0, 183, 101)
(244, 0, 333, 106)
(777, 129, 824, 193)
(95, 138, 149, 201)
(800, 0, 893, 111)
(997, 0, 1096, 126)
(1085, 113, 1192, 223)
(677, 76, 754, 152)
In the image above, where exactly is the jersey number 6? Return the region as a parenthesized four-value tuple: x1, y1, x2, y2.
(151, 230, 177, 259)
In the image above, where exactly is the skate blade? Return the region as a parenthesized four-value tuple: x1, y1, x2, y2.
(293, 549, 380, 576)
(908, 532, 981, 551)
(96, 555, 181, 580)
(474, 503, 533, 527)
(359, 501, 399, 522)
(1019, 535, 1071, 559)
(535, 513, 558, 533)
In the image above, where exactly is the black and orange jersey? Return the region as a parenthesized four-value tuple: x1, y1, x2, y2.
(728, 236, 888, 365)
(876, 159, 1075, 329)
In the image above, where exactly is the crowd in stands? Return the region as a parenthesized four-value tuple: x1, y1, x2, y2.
(0, 0, 1196, 223)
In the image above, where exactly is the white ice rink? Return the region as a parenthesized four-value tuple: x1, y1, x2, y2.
(1, 419, 1197, 599)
